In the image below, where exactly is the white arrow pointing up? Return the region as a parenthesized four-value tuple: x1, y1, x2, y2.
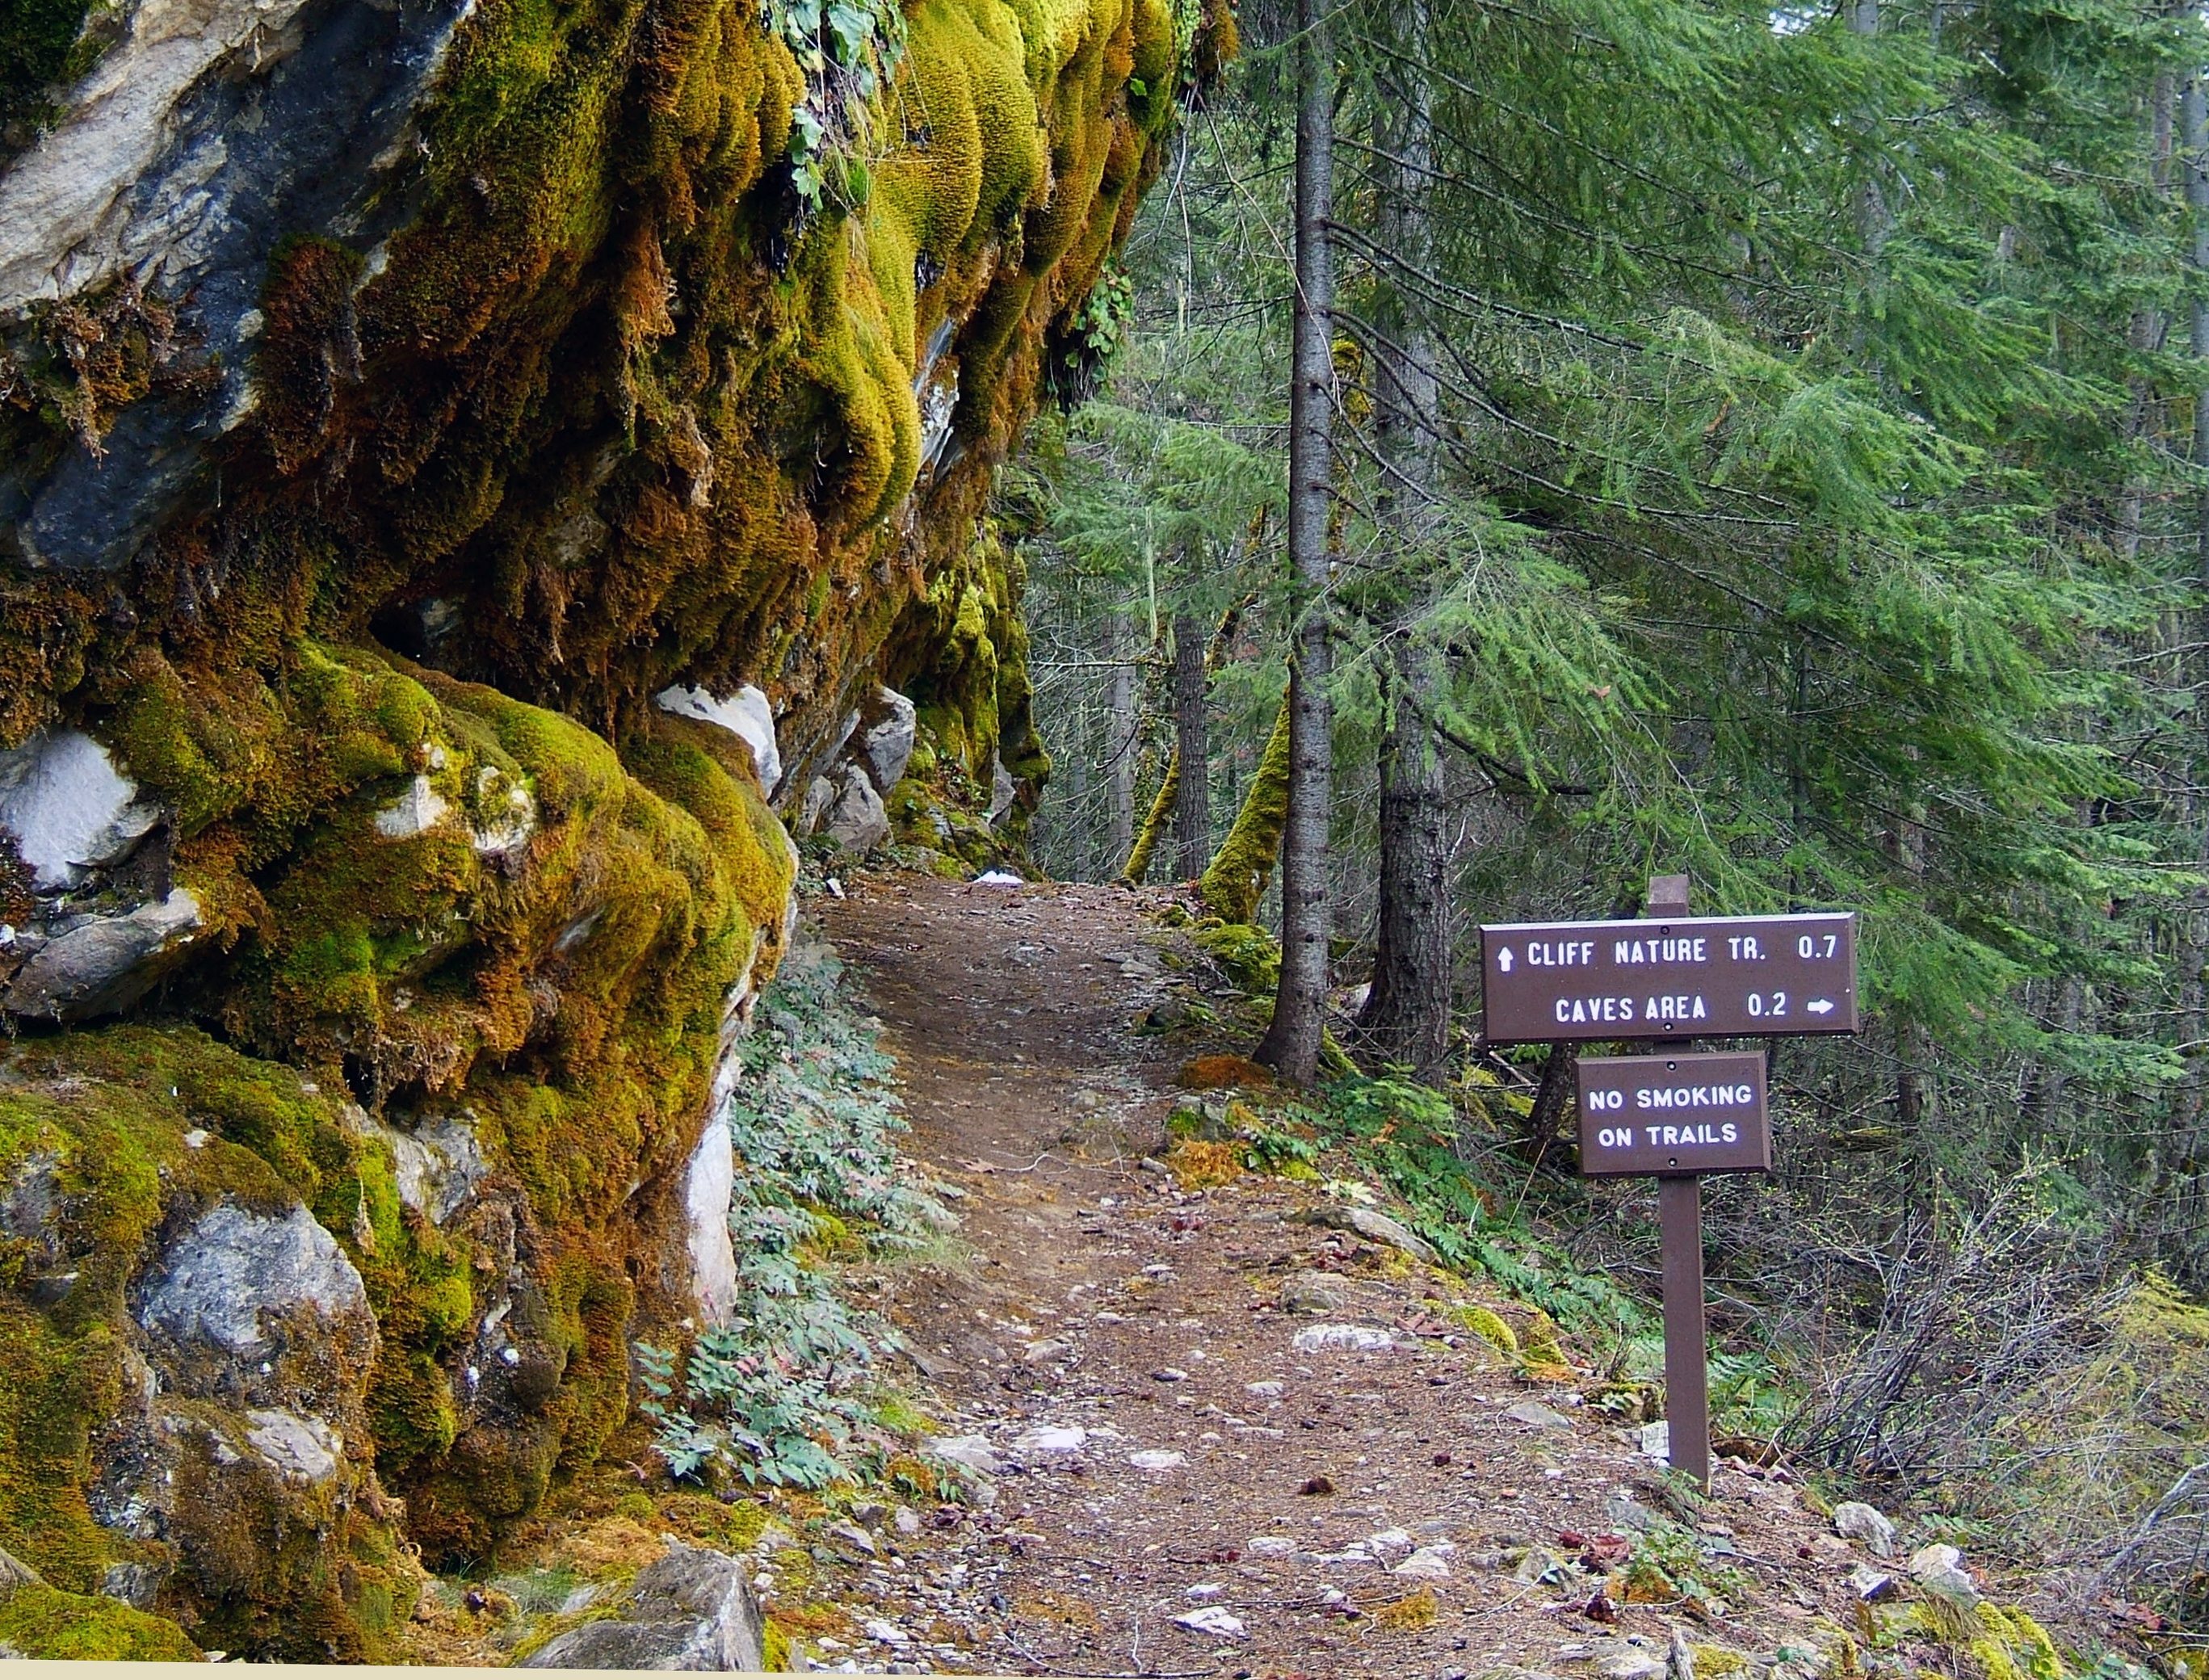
(1497, 947, 1515, 973)
(1807, 998, 1835, 1015)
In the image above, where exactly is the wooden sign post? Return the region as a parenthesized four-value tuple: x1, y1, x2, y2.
(1480, 876, 1860, 1489)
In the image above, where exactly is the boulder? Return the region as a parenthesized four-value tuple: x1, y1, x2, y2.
(2, 888, 201, 1022)
(856, 686, 918, 794)
(1281, 1270, 1350, 1315)
(821, 764, 892, 852)
(1293, 1202, 1441, 1265)
(521, 1539, 764, 1670)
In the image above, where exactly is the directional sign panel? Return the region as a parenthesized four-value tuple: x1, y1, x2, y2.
(1577, 1052, 1771, 1176)
(1480, 912, 1858, 1043)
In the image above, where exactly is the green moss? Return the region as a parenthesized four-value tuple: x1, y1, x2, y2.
(1451, 1304, 1518, 1356)
(1197, 693, 1291, 923)
(1192, 921, 1280, 993)
(0, 1581, 201, 1658)
(0, 0, 1179, 1627)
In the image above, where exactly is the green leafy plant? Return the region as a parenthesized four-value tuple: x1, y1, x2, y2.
(762, 0, 907, 212)
(639, 943, 945, 1489)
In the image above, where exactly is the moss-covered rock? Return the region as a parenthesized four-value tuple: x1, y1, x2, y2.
(0, 0, 1187, 1643)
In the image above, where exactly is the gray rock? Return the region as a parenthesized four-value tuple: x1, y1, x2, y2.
(1833, 1500, 1897, 1559)
(383, 1113, 486, 1227)
(0, 729, 159, 890)
(928, 1434, 1002, 1476)
(135, 1199, 375, 1409)
(1849, 1562, 1896, 1602)
(1292, 1202, 1440, 1265)
(801, 775, 837, 835)
(989, 754, 1017, 826)
(1342, 1207, 1440, 1265)
(521, 1539, 764, 1670)
(0, 0, 475, 573)
(1506, 1399, 1572, 1430)
(1917, 1562, 1980, 1606)
(1282, 1270, 1350, 1315)
(2, 888, 200, 1021)
(821, 764, 891, 851)
(1393, 1547, 1452, 1581)
(1636, 1420, 1671, 1460)
(243, 1407, 341, 1485)
(857, 686, 918, 793)
(1605, 1489, 1658, 1533)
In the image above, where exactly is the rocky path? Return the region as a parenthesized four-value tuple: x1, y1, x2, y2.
(802, 872, 1881, 1680)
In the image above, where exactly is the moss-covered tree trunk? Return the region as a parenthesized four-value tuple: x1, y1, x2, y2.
(1197, 694, 1291, 922)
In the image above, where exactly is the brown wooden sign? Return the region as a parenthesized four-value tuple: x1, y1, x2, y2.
(1479, 911, 1858, 1043)
(1576, 1052, 1770, 1176)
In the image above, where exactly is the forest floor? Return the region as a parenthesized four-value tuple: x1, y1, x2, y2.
(787, 870, 1988, 1680)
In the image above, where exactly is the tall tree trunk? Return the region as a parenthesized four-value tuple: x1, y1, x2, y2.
(1124, 595, 1254, 888)
(2173, 74, 2209, 1179)
(1359, 659, 1451, 1077)
(1106, 613, 1136, 870)
(1173, 611, 1209, 881)
(1254, 0, 1336, 1082)
(1354, 0, 1452, 1084)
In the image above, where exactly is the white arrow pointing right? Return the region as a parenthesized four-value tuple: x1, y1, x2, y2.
(1807, 998, 1835, 1015)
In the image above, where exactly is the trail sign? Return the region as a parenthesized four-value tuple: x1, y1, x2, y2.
(1510, 877, 1864, 1495)
(1577, 1052, 1770, 1176)
(1479, 911, 1858, 1043)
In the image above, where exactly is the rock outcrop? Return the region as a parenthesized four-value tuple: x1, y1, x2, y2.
(0, 0, 1216, 1648)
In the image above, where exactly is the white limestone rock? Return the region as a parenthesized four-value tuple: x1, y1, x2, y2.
(656, 682, 782, 793)
(136, 1199, 374, 1396)
(373, 775, 451, 840)
(683, 1119, 738, 1325)
(0, 728, 160, 890)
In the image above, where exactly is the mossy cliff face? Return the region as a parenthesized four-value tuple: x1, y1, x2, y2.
(0, 0, 1198, 1649)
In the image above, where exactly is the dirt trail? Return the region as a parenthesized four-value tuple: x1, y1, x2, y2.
(805, 872, 1882, 1679)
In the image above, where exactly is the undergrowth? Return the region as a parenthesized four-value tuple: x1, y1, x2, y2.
(639, 938, 946, 1490)
(1235, 1073, 1790, 1438)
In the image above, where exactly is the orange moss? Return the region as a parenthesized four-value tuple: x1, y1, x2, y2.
(1176, 1054, 1277, 1090)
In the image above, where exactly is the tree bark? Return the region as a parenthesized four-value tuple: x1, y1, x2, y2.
(1354, 0, 1451, 1083)
(1358, 657, 1452, 1078)
(1106, 613, 1137, 870)
(2173, 73, 2209, 1166)
(1254, 0, 1336, 1082)
(1172, 611, 1209, 881)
